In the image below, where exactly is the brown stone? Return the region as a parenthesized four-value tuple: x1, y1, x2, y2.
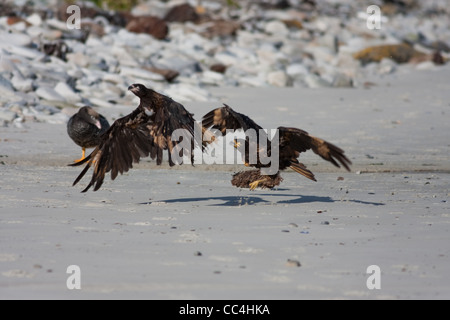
(164, 3, 199, 23)
(353, 43, 426, 64)
(126, 15, 169, 40)
(210, 64, 228, 74)
(200, 19, 241, 39)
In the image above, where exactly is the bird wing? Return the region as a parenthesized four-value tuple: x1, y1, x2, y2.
(153, 98, 199, 165)
(202, 104, 263, 134)
(70, 108, 160, 192)
(278, 126, 352, 171)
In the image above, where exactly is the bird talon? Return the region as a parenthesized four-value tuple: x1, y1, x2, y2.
(249, 180, 260, 190)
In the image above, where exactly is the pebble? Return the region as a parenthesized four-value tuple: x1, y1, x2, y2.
(35, 87, 66, 102)
(0, 0, 448, 124)
(286, 259, 301, 267)
(54, 82, 82, 103)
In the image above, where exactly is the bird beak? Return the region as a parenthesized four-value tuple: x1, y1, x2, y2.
(234, 139, 241, 149)
(128, 84, 139, 95)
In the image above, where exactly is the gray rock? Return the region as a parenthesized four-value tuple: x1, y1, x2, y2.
(54, 82, 82, 103)
(11, 72, 34, 92)
(0, 109, 17, 123)
(119, 66, 166, 82)
(332, 73, 354, 88)
(35, 86, 66, 102)
(267, 70, 289, 87)
(264, 20, 289, 37)
(0, 33, 32, 47)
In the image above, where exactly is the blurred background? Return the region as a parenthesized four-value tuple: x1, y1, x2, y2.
(0, 0, 449, 125)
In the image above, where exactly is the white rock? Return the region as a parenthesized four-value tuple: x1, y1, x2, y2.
(0, 44, 45, 60)
(26, 13, 43, 26)
(54, 82, 82, 103)
(0, 110, 17, 123)
(0, 33, 32, 47)
(46, 18, 71, 31)
(239, 76, 267, 87)
(264, 20, 289, 37)
(304, 74, 331, 88)
(35, 86, 66, 102)
(214, 51, 239, 66)
(66, 52, 90, 68)
(89, 97, 116, 108)
(0, 56, 18, 73)
(201, 71, 225, 85)
(286, 63, 309, 77)
(164, 84, 212, 102)
(267, 70, 289, 87)
(332, 73, 354, 88)
(378, 58, 397, 75)
(0, 74, 14, 91)
(416, 61, 436, 70)
(120, 66, 165, 82)
(11, 73, 33, 92)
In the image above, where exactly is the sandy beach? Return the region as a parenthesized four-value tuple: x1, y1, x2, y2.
(1, 64, 449, 300)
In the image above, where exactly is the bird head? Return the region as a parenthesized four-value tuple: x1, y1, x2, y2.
(79, 106, 102, 129)
(128, 83, 148, 97)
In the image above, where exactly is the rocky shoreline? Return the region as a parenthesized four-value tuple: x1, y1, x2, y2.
(0, 0, 449, 126)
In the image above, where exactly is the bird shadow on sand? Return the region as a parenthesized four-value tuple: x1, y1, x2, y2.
(140, 193, 384, 207)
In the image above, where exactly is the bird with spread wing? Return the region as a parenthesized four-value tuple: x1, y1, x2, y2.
(202, 104, 352, 190)
(70, 84, 201, 192)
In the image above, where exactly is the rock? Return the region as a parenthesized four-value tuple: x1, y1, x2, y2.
(286, 259, 301, 267)
(126, 15, 169, 40)
(304, 73, 331, 88)
(286, 63, 309, 77)
(164, 84, 211, 102)
(26, 13, 43, 26)
(264, 20, 289, 37)
(66, 52, 90, 68)
(0, 109, 17, 123)
(164, 3, 199, 23)
(54, 82, 82, 103)
(35, 86, 66, 102)
(120, 66, 166, 82)
(214, 51, 239, 66)
(332, 73, 353, 87)
(267, 70, 289, 87)
(7, 16, 31, 27)
(11, 73, 33, 92)
(210, 63, 228, 74)
(353, 43, 426, 64)
(2, 45, 45, 60)
(40, 41, 69, 60)
(378, 58, 397, 74)
(0, 33, 32, 47)
(0, 74, 14, 92)
(201, 70, 225, 85)
(200, 19, 241, 39)
(144, 67, 179, 82)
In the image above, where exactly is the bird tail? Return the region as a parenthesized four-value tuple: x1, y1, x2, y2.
(290, 162, 317, 182)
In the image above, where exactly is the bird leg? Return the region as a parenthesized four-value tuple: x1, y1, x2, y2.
(73, 147, 86, 163)
(249, 177, 269, 190)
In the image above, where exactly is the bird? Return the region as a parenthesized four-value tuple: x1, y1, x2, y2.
(67, 106, 110, 163)
(202, 104, 352, 190)
(70, 84, 202, 192)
